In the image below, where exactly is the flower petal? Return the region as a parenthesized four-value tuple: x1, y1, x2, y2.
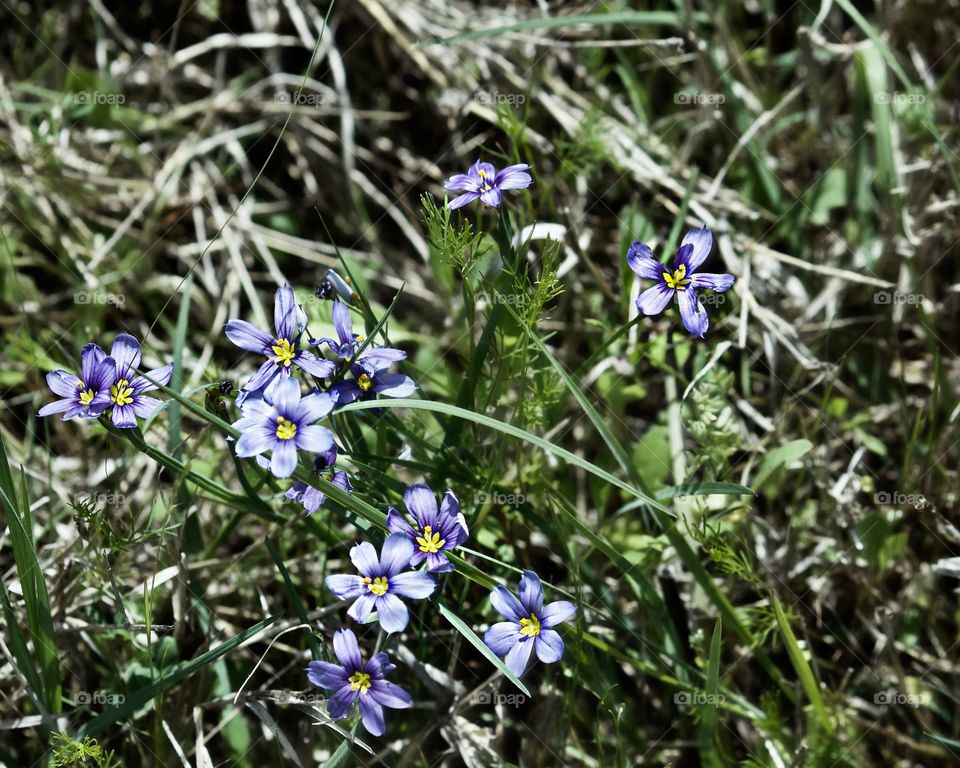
(447, 191, 479, 210)
(484, 622, 520, 656)
(295, 351, 335, 379)
(678, 289, 709, 338)
(489, 586, 525, 623)
(332, 627, 363, 670)
(368, 680, 412, 709)
(296, 390, 337, 424)
(326, 685, 358, 719)
(307, 661, 348, 690)
(350, 541, 381, 577)
(518, 571, 544, 615)
(678, 227, 713, 272)
(689, 272, 735, 293)
(294, 425, 334, 454)
(358, 694, 386, 736)
(479, 187, 502, 207)
(534, 629, 564, 664)
(46, 370, 78, 397)
(110, 333, 141, 380)
(380, 534, 415, 577)
(636, 283, 674, 316)
(348, 593, 377, 623)
(111, 404, 137, 429)
(325, 574, 365, 600)
(504, 637, 535, 677)
(388, 571, 436, 600)
(38, 398, 74, 417)
(404, 484, 438, 527)
(133, 363, 173, 392)
(443, 172, 480, 193)
(494, 164, 533, 190)
(331, 300, 353, 346)
(271, 376, 301, 416)
(375, 593, 409, 634)
(424, 552, 453, 573)
(386, 507, 415, 537)
(225, 319, 273, 354)
(274, 285, 298, 340)
(79, 343, 107, 383)
(626, 241, 664, 280)
(540, 600, 576, 628)
(235, 426, 275, 457)
(130, 395, 163, 419)
(372, 374, 416, 398)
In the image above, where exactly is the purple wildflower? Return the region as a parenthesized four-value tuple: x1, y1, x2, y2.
(306, 628, 411, 736)
(312, 300, 406, 368)
(285, 444, 353, 515)
(231, 377, 336, 479)
(443, 160, 533, 209)
(225, 285, 335, 406)
(386, 484, 468, 573)
(627, 227, 735, 337)
(325, 534, 436, 634)
(107, 333, 174, 428)
(38, 344, 115, 421)
(483, 571, 576, 677)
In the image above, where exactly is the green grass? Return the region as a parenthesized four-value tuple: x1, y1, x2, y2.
(1, 1, 959, 766)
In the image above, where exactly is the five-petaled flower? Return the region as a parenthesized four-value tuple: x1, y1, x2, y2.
(232, 377, 336, 478)
(225, 285, 335, 406)
(444, 160, 533, 209)
(386, 484, 468, 573)
(325, 534, 436, 633)
(330, 356, 416, 405)
(306, 628, 412, 736)
(107, 333, 174, 428)
(39, 343, 116, 421)
(483, 570, 576, 677)
(627, 227, 735, 337)
(285, 444, 353, 515)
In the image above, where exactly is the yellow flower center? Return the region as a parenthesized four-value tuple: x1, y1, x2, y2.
(416, 525, 445, 554)
(110, 379, 134, 406)
(79, 388, 96, 406)
(357, 373, 373, 392)
(348, 671, 371, 692)
(275, 416, 298, 440)
(663, 264, 691, 291)
(272, 338, 296, 367)
(355, 335, 365, 345)
(519, 615, 541, 638)
(363, 576, 388, 596)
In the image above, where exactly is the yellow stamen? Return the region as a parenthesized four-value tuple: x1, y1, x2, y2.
(519, 615, 541, 638)
(348, 671, 371, 692)
(363, 576, 388, 596)
(662, 264, 691, 291)
(78, 388, 96, 406)
(110, 379, 134, 406)
(416, 525, 445, 554)
(275, 416, 298, 440)
(357, 373, 373, 392)
(272, 338, 296, 367)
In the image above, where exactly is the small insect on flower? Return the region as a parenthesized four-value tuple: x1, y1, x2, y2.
(386, 484, 469, 573)
(231, 377, 336, 478)
(306, 628, 412, 736)
(443, 159, 533, 209)
(627, 227, 735, 337)
(285, 444, 353, 515)
(484, 570, 576, 677)
(38, 343, 116, 421)
(314, 269, 359, 305)
(325, 534, 436, 633)
(107, 333, 174, 428)
(225, 284, 335, 406)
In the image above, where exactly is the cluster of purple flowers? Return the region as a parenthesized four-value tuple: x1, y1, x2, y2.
(443, 159, 735, 336)
(39, 333, 172, 428)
